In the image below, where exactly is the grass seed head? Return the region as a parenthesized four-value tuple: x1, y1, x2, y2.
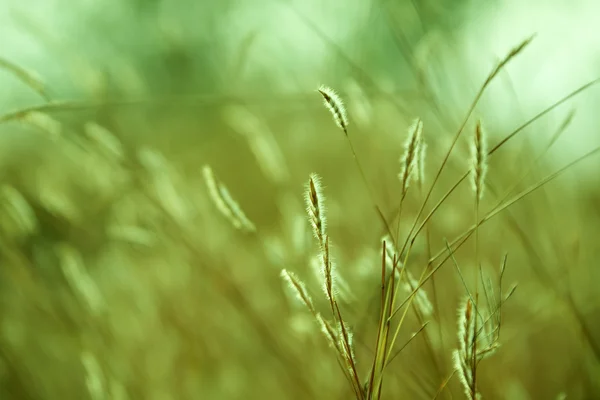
(318, 85, 349, 134)
(399, 118, 424, 195)
(471, 120, 488, 201)
(305, 173, 326, 248)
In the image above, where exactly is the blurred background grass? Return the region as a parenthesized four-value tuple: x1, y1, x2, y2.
(0, 0, 599, 399)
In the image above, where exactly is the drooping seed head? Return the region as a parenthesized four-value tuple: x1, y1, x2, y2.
(318, 85, 349, 135)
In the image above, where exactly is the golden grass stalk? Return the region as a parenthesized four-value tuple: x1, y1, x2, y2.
(388, 36, 536, 270)
(381, 235, 432, 317)
(470, 119, 488, 395)
(296, 173, 363, 397)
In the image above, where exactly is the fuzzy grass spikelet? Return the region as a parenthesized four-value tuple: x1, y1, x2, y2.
(471, 121, 488, 201)
(305, 173, 327, 248)
(399, 118, 424, 195)
(280, 269, 316, 314)
(454, 297, 479, 400)
(318, 85, 349, 135)
(202, 165, 256, 232)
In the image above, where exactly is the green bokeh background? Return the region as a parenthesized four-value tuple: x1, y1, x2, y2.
(0, 0, 599, 399)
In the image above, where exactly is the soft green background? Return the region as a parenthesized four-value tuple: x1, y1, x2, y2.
(0, 0, 599, 399)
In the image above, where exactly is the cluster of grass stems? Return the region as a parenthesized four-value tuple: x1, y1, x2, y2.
(273, 36, 600, 399)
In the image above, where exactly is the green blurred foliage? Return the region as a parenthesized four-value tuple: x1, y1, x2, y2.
(0, 0, 599, 399)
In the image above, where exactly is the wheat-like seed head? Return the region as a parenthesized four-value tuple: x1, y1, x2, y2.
(280, 269, 316, 314)
(337, 320, 356, 363)
(202, 165, 256, 232)
(320, 236, 337, 304)
(316, 313, 341, 352)
(318, 85, 349, 134)
(455, 296, 480, 400)
(303, 174, 340, 312)
(305, 173, 326, 248)
(471, 120, 488, 201)
(399, 118, 424, 195)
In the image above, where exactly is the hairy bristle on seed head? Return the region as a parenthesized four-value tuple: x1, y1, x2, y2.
(399, 118, 424, 195)
(305, 173, 326, 248)
(318, 85, 349, 134)
(202, 165, 256, 232)
(471, 120, 488, 201)
(280, 269, 316, 314)
(455, 296, 479, 400)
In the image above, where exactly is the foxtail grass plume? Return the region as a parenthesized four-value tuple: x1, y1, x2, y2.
(471, 121, 488, 201)
(318, 85, 349, 135)
(453, 297, 480, 400)
(399, 118, 424, 195)
(202, 165, 256, 232)
(305, 173, 326, 248)
(453, 294, 504, 400)
(304, 174, 337, 307)
(316, 313, 342, 352)
(280, 269, 316, 314)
